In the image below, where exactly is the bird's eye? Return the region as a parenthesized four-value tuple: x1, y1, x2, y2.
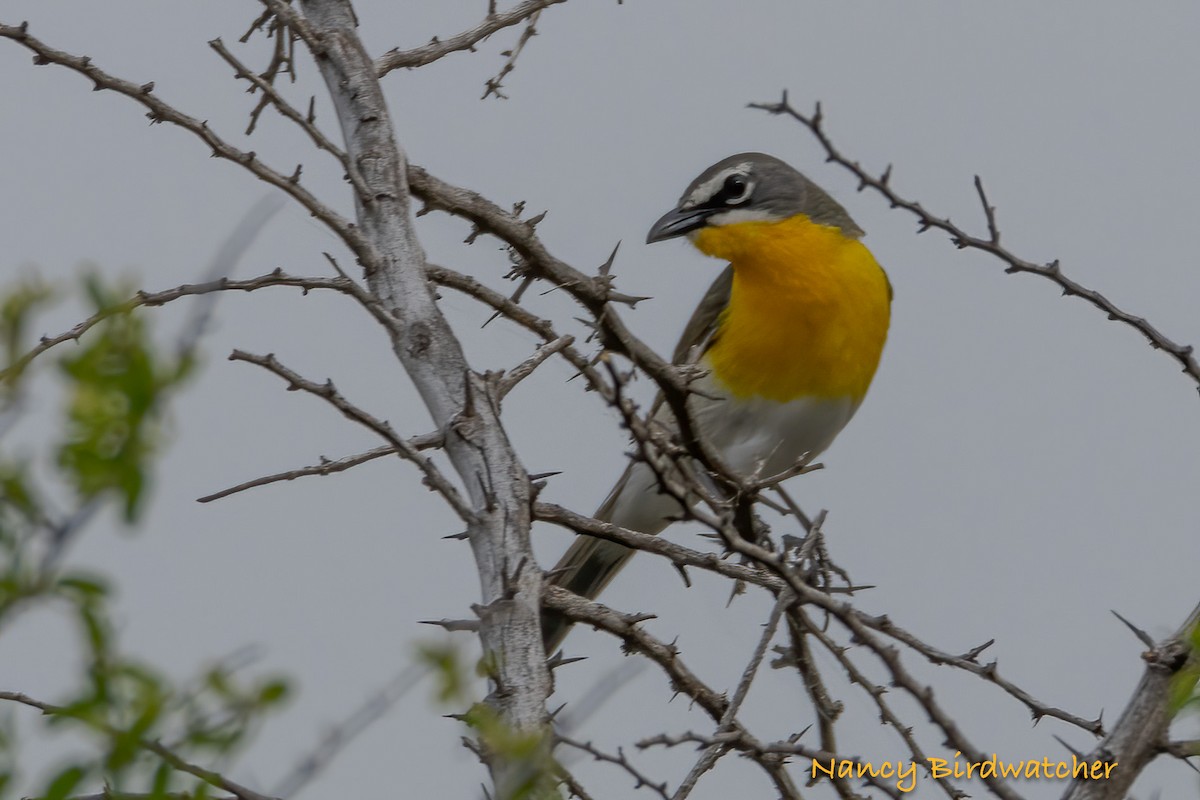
(721, 174, 750, 204)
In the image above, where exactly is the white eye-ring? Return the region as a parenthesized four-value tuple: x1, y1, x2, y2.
(720, 173, 752, 205)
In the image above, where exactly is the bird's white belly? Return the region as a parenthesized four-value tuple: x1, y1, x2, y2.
(601, 374, 859, 533)
(689, 377, 859, 480)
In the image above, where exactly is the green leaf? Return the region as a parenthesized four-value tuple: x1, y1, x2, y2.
(54, 273, 192, 523)
(57, 573, 111, 599)
(256, 678, 290, 706)
(41, 764, 87, 800)
(148, 761, 173, 800)
(0, 274, 55, 387)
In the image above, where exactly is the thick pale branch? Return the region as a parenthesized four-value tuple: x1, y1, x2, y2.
(1061, 603, 1200, 799)
(292, 3, 551, 787)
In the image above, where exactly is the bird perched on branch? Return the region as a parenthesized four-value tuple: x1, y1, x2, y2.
(542, 153, 891, 651)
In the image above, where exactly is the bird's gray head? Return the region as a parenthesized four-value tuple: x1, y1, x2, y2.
(646, 153, 863, 243)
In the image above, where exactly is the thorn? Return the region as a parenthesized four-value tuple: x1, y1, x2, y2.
(547, 652, 587, 670)
(420, 618, 480, 632)
(599, 241, 621, 277)
(1052, 734, 1084, 758)
(1111, 609, 1156, 648)
(958, 638, 996, 662)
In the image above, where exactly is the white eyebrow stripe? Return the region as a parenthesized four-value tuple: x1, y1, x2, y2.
(683, 163, 755, 208)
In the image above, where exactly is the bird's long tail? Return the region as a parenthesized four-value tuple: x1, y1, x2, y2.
(541, 462, 674, 652)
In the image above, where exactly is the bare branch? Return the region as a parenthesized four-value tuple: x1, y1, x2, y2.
(534, 502, 785, 592)
(640, 731, 908, 799)
(481, 9, 542, 100)
(2, 271, 376, 383)
(496, 334, 575, 398)
(751, 95, 1200, 395)
(0, 692, 278, 800)
(291, 5, 551, 788)
(557, 735, 671, 800)
(671, 596, 786, 800)
(542, 585, 802, 799)
(1062, 603, 1200, 799)
(208, 36, 372, 202)
(797, 607, 967, 800)
(0, 22, 366, 259)
(228, 349, 477, 522)
(375, 0, 566, 76)
(196, 441, 436, 504)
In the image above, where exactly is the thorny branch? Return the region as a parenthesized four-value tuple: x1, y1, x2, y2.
(0, 691, 278, 800)
(375, 0, 565, 77)
(227, 349, 478, 522)
(542, 585, 803, 800)
(197, 443, 425, 504)
(1, 270, 382, 384)
(481, 8, 543, 100)
(751, 94, 1200, 396)
(557, 735, 671, 800)
(0, 22, 367, 261)
(3, 10, 1197, 800)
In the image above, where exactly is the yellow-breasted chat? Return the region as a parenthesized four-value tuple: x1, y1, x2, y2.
(542, 153, 891, 651)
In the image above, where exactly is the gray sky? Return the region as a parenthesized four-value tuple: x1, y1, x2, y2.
(3, 1, 1200, 798)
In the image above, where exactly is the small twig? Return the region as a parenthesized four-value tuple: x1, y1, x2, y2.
(0, 22, 364, 260)
(481, 9, 543, 100)
(542, 586, 801, 799)
(375, 0, 566, 77)
(750, 94, 1200, 396)
(671, 596, 786, 800)
(228, 350, 477, 522)
(2, 271, 381, 383)
(639, 731, 904, 800)
(197, 441, 441, 504)
(208, 37, 370, 201)
(0, 691, 278, 800)
(798, 608, 966, 800)
(557, 736, 670, 800)
(1163, 739, 1200, 759)
(496, 335, 575, 398)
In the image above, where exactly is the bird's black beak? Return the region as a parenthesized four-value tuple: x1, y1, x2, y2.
(646, 205, 712, 244)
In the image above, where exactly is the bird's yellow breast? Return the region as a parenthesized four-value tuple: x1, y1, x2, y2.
(693, 215, 891, 403)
